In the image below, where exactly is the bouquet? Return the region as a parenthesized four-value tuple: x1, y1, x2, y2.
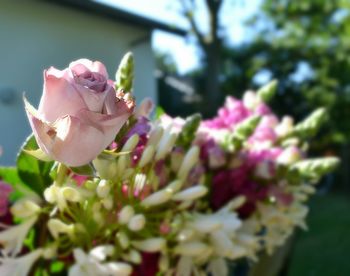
(0, 53, 339, 276)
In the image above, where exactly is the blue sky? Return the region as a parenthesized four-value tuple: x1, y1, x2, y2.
(95, 0, 262, 73)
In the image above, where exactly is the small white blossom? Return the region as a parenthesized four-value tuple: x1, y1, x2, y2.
(132, 238, 166, 252)
(10, 199, 40, 219)
(128, 214, 146, 231)
(172, 186, 207, 201)
(119, 206, 135, 225)
(0, 249, 43, 276)
(69, 247, 132, 276)
(0, 216, 38, 256)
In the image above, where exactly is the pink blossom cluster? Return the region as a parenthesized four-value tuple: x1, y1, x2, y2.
(198, 94, 301, 218)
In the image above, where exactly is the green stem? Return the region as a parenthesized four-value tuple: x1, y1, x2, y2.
(56, 163, 68, 186)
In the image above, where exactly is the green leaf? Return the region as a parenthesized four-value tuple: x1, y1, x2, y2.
(0, 166, 22, 185)
(0, 166, 32, 201)
(16, 134, 54, 195)
(69, 163, 95, 176)
(23, 148, 53, 162)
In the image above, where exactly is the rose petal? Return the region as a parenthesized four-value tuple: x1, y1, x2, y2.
(38, 68, 86, 122)
(76, 104, 132, 147)
(72, 83, 112, 113)
(69, 59, 108, 78)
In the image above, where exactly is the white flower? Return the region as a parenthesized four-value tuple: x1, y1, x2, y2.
(207, 257, 228, 276)
(132, 238, 166, 252)
(0, 216, 37, 256)
(96, 180, 111, 198)
(10, 199, 41, 219)
(0, 249, 43, 276)
(243, 90, 261, 110)
(69, 247, 132, 276)
(47, 219, 74, 240)
(44, 183, 85, 211)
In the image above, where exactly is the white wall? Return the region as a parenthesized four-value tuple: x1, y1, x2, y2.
(0, 0, 156, 165)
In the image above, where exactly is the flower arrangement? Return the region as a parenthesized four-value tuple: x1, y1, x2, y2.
(0, 53, 339, 275)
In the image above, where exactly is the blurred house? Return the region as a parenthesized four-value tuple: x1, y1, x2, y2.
(0, 0, 185, 165)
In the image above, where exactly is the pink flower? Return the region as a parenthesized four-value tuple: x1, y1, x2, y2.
(25, 59, 134, 167)
(203, 97, 251, 130)
(0, 181, 12, 217)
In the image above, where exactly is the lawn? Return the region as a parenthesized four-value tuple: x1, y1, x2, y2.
(287, 193, 350, 276)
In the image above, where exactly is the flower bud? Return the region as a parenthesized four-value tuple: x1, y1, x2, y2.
(141, 189, 172, 208)
(107, 161, 118, 179)
(116, 155, 127, 175)
(115, 51, 134, 92)
(96, 179, 111, 198)
(166, 180, 183, 193)
(122, 134, 139, 152)
(119, 205, 135, 224)
(243, 91, 261, 110)
(174, 241, 210, 257)
(102, 196, 114, 210)
(90, 245, 114, 261)
(147, 127, 163, 147)
(277, 146, 302, 165)
(138, 145, 155, 168)
(105, 262, 133, 276)
(84, 179, 98, 190)
(159, 254, 169, 272)
(257, 79, 278, 103)
(172, 185, 208, 201)
(155, 131, 177, 161)
(61, 187, 81, 202)
(10, 199, 41, 218)
(177, 229, 195, 242)
(116, 231, 130, 249)
(44, 185, 59, 203)
(177, 146, 200, 180)
(132, 238, 166, 252)
(171, 150, 184, 172)
(191, 217, 222, 233)
(93, 211, 104, 226)
(47, 219, 74, 239)
(223, 196, 246, 211)
(127, 249, 142, 264)
(128, 214, 146, 231)
(275, 116, 294, 137)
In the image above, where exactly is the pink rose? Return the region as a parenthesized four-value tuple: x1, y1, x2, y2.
(25, 59, 134, 166)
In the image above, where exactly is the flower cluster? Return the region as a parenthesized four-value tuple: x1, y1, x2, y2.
(0, 54, 339, 275)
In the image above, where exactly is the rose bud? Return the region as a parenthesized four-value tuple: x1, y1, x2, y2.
(24, 59, 134, 166)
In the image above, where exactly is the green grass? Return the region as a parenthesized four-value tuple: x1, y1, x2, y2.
(287, 193, 350, 276)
